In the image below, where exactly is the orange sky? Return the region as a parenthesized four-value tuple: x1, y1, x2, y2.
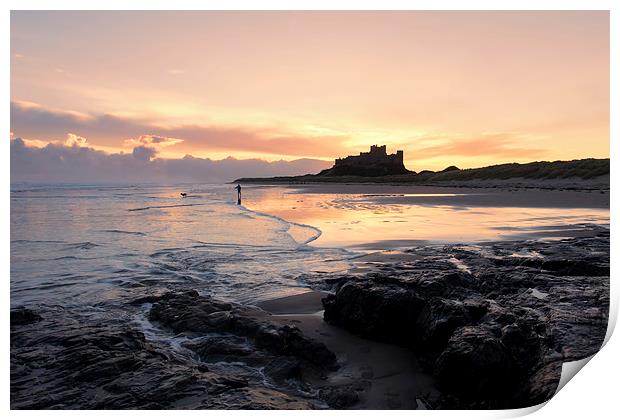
(11, 11, 609, 171)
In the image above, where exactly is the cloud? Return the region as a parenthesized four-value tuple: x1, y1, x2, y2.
(64, 133, 88, 147)
(125, 135, 184, 161)
(10, 138, 332, 183)
(10, 100, 352, 158)
(407, 133, 547, 159)
(132, 145, 158, 162)
(125, 134, 184, 148)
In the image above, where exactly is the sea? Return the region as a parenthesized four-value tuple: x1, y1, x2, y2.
(10, 182, 609, 321)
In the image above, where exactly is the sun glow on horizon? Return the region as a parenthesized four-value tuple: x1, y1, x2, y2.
(10, 11, 609, 173)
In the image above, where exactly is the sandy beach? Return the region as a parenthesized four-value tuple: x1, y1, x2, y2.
(241, 183, 609, 251)
(257, 291, 437, 409)
(288, 182, 610, 208)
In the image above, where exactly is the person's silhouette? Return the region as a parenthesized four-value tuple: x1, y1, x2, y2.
(235, 184, 242, 205)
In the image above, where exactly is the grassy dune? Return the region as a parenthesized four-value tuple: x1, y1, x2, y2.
(235, 158, 609, 185)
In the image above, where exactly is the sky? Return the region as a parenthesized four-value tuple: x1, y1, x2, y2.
(10, 11, 609, 182)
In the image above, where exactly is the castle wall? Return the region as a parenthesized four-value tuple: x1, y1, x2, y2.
(335, 145, 403, 167)
(331, 145, 408, 176)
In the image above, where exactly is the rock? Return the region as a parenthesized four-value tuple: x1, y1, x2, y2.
(517, 358, 563, 406)
(182, 336, 252, 362)
(318, 384, 362, 408)
(500, 322, 545, 372)
(11, 312, 219, 409)
(415, 298, 474, 352)
(321, 234, 609, 408)
(204, 387, 315, 409)
(323, 280, 425, 343)
(435, 326, 513, 397)
(264, 357, 301, 382)
(150, 291, 337, 369)
(149, 290, 234, 333)
(10, 292, 339, 409)
(11, 308, 42, 326)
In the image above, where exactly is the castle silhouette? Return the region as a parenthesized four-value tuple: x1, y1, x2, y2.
(319, 145, 410, 176)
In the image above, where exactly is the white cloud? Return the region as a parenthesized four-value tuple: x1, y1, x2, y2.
(64, 133, 88, 147)
(124, 134, 184, 149)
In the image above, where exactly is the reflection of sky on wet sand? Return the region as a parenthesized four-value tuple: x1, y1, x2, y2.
(244, 187, 609, 250)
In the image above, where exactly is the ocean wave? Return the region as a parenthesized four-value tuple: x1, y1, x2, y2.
(237, 203, 322, 247)
(52, 255, 99, 261)
(63, 242, 100, 250)
(192, 241, 287, 250)
(12, 239, 66, 244)
(128, 203, 205, 212)
(101, 229, 146, 236)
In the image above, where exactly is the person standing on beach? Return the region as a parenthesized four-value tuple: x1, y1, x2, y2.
(235, 184, 242, 205)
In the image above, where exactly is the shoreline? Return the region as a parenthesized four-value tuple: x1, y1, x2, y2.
(254, 290, 438, 409)
(10, 182, 610, 410)
(247, 180, 610, 407)
(249, 182, 610, 209)
(236, 177, 610, 191)
(10, 229, 610, 409)
(239, 183, 609, 252)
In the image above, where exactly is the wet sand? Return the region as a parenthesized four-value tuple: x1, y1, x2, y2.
(242, 182, 609, 249)
(288, 183, 609, 209)
(257, 290, 328, 314)
(257, 291, 438, 409)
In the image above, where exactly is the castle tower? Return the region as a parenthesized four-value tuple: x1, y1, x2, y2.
(369, 145, 387, 155)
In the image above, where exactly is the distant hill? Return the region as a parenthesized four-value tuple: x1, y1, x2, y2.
(235, 158, 609, 188)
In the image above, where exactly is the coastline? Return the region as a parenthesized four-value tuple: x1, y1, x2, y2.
(235, 176, 610, 192)
(10, 183, 610, 409)
(249, 182, 610, 209)
(242, 183, 610, 408)
(251, 226, 609, 409)
(290, 184, 609, 208)
(234, 158, 610, 191)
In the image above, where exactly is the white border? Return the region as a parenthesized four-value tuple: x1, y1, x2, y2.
(3, 2, 617, 419)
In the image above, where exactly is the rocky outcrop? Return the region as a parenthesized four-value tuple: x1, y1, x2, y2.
(148, 290, 337, 368)
(11, 307, 43, 326)
(10, 291, 339, 409)
(322, 233, 609, 408)
(10, 232, 609, 410)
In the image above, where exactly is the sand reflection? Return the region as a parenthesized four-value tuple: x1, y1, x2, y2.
(244, 185, 609, 250)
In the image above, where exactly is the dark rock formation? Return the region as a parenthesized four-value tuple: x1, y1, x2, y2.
(322, 233, 609, 408)
(10, 232, 609, 410)
(318, 384, 363, 409)
(149, 290, 337, 368)
(10, 291, 340, 409)
(11, 308, 42, 326)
